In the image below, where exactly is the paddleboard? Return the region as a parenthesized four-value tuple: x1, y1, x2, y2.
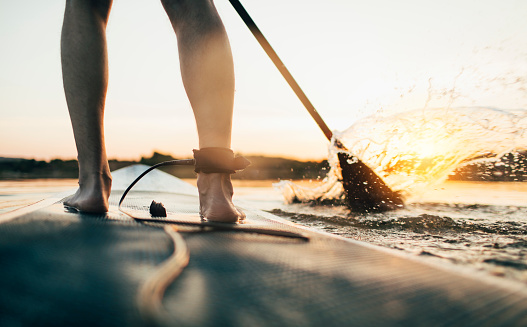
(0, 165, 526, 326)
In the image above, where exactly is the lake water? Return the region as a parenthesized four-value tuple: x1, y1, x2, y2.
(1, 178, 526, 288)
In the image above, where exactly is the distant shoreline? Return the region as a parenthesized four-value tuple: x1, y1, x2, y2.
(0, 152, 329, 181)
(1, 151, 526, 182)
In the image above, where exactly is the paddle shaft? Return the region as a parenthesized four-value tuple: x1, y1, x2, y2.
(228, 0, 333, 142)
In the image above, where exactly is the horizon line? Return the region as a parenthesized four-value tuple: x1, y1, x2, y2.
(0, 152, 329, 163)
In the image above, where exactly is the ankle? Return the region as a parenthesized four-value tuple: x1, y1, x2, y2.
(197, 172, 232, 191)
(78, 162, 111, 179)
(78, 169, 112, 189)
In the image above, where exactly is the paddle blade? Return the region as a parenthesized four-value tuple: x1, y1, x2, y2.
(337, 152, 404, 212)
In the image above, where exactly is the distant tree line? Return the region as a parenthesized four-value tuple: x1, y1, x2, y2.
(0, 158, 79, 179)
(450, 151, 527, 182)
(0, 152, 329, 181)
(1, 151, 525, 181)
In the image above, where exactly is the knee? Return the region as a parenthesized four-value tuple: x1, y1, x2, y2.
(65, 0, 113, 24)
(93, 0, 113, 23)
(160, 0, 216, 21)
(161, 0, 209, 10)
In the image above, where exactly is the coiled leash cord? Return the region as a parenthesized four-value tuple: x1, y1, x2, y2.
(118, 159, 192, 214)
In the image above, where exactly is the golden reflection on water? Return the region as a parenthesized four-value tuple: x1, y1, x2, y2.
(1, 178, 525, 214)
(409, 181, 527, 206)
(0, 179, 78, 194)
(0, 178, 325, 214)
(0, 179, 78, 213)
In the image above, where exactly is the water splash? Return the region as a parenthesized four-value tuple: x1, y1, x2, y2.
(278, 107, 527, 204)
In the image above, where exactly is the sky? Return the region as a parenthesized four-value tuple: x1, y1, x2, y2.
(1, 0, 526, 161)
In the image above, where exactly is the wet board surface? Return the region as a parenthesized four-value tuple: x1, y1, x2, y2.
(1, 165, 527, 326)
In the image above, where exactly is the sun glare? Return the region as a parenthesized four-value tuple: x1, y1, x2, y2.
(413, 139, 439, 159)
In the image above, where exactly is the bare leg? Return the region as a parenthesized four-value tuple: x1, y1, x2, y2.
(61, 0, 113, 213)
(162, 0, 244, 222)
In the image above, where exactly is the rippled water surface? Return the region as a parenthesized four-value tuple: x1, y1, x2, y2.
(0, 179, 78, 214)
(237, 180, 527, 286)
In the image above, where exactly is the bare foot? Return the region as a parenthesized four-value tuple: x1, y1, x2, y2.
(64, 171, 112, 213)
(197, 172, 245, 223)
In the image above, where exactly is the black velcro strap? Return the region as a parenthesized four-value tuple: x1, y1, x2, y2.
(193, 148, 251, 174)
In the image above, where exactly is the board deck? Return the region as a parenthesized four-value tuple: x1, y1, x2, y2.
(1, 165, 526, 326)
